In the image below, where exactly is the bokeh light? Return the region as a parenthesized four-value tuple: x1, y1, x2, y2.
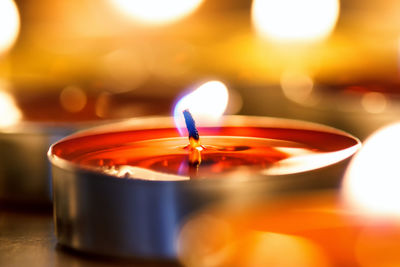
(0, 91, 22, 127)
(59, 86, 87, 113)
(361, 92, 387, 114)
(109, 0, 204, 25)
(0, 0, 20, 54)
(280, 71, 315, 104)
(252, 0, 340, 42)
(174, 81, 229, 135)
(343, 122, 400, 217)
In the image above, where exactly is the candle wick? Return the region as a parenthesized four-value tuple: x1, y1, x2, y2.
(183, 109, 202, 167)
(183, 109, 200, 143)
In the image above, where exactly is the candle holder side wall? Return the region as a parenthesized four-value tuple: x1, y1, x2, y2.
(0, 128, 73, 206)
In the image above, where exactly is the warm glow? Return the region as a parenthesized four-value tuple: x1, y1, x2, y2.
(178, 214, 329, 267)
(110, 0, 204, 25)
(243, 232, 329, 267)
(174, 81, 229, 135)
(0, 91, 22, 127)
(343, 122, 400, 217)
(252, 0, 340, 42)
(0, 0, 20, 54)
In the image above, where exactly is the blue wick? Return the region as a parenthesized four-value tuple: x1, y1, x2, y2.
(183, 109, 199, 141)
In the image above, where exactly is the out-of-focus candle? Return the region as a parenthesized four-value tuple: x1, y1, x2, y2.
(0, 88, 171, 205)
(177, 191, 400, 267)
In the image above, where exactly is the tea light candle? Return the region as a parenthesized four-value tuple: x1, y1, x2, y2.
(177, 191, 400, 267)
(0, 88, 171, 205)
(48, 114, 360, 259)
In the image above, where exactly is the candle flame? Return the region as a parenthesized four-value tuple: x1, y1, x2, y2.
(109, 0, 203, 25)
(0, 0, 20, 54)
(252, 0, 339, 42)
(342, 122, 400, 217)
(174, 81, 229, 136)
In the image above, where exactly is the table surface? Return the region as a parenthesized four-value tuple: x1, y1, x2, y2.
(0, 207, 182, 267)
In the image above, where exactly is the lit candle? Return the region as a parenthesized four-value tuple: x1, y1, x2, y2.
(49, 111, 360, 259)
(51, 115, 359, 181)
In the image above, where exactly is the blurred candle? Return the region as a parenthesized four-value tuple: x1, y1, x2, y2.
(177, 191, 400, 267)
(0, 86, 171, 205)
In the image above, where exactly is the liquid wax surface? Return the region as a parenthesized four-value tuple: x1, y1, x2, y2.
(52, 126, 359, 180)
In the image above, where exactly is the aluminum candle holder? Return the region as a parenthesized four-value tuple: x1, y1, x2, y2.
(48, 116, 360, 259)
(0, 123, 90, 205)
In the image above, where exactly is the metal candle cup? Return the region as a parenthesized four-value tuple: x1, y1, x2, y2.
(48, 116, 360, 259)
(0, 122, 89, 205)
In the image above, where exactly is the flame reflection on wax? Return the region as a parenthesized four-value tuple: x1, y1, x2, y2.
(103, 165, 189, 181)
(174, 81, 229, 136)
(342, 122, 400, 217)
(109, 0, 204, 25)
(0, 90, 22, 127)
(264, 144, 360, 176)
(252, 0, 339, 42)
(0, 0, 20, 54)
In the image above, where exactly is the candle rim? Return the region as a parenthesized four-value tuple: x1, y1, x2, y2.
(48, 115, 361, 183)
